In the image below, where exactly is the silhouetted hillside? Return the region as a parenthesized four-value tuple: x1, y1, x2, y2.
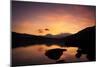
(63, 26, 95, 46)
(64, 26, 96, 61)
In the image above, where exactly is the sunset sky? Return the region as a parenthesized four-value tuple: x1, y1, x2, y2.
(12, 1, 96, 35)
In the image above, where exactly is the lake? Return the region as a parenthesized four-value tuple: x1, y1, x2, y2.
(12, 44, 88, 66)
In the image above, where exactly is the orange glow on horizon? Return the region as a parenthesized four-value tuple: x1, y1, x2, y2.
(12, 14, 95, 35)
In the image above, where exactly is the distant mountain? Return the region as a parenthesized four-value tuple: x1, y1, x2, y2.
(12, 26, 95, 48)
(64, 26, 96, 46)
(45, 33, 71, 38)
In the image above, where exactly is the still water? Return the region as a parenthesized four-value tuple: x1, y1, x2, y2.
(12, 44, 88, 66)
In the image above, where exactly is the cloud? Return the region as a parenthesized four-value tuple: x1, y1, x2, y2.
(38, 28, 50, 33)
(44, 28, 49, 31)
(38, 29, 43, 33)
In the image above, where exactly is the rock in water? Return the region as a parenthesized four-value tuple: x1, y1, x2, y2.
(45, 48, 66, 60)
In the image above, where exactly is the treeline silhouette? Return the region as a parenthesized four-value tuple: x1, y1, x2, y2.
(12, 26, 96, 61)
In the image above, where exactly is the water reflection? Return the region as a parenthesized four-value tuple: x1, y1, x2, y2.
(12, 44, 88, 66)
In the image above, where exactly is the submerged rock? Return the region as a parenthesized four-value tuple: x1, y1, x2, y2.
(45, 48, 66, 60)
